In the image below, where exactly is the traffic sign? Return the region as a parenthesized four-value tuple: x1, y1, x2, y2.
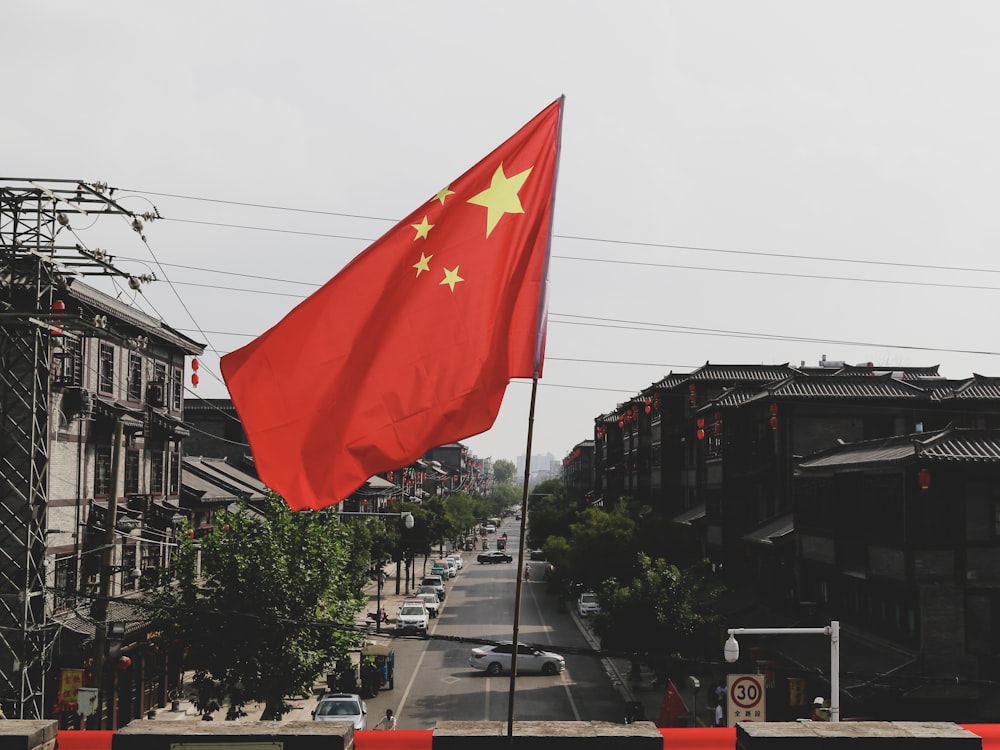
(726, 673, 766, 726)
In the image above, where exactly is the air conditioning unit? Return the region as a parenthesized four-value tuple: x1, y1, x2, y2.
(146, 381, 165, 407)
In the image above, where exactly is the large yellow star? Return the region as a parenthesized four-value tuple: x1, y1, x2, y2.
(411, 215, 433, 240)
(434, 186, 454, 205)
(440, 266, 464, 292)
(467, 163, 533, 237)
(413, 252, 432, 277)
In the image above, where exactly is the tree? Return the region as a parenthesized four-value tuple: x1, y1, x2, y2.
(493, 459, 517, 485)
(145, 494, 366, 721)
(594, 555, 724, 675)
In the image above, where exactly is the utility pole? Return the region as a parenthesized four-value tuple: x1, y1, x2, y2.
(0, 179, 152, 718)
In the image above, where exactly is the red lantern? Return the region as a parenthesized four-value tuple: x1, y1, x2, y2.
(191, 358, 200, 371)
(770, 403, 779, 416)
(51, 299, 65, 336)
(918, 468, 931, 490)
(697, 428, 705, 441)
(118, 656, 132, 671)
(769, 416, 778, 431)
(191, 372, 199, 387)
(689, 384, 697, 405)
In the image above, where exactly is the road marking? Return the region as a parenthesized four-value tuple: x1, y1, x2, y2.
(392, 608, 439, 722)
(525, 580, 581, 720)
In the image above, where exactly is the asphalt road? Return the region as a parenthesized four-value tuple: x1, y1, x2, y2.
(359, 517, 625, 729)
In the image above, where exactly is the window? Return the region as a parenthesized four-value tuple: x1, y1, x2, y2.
(172, 367, 183, 410)
(150, 446, 164, 495)
(98, 342, 115, 395)
(127, 352, 143, 401)
(125, 447, 140, 495)
(54, 556, 78, 612)
(54, 337, 83, 387)
(168, 444, 180, 495)
(95, 444, 113, 497)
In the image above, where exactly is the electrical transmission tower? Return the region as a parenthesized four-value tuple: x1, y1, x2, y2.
(0, 178, 146, 718)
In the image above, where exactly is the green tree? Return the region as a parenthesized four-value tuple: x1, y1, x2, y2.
(146, 494, 366, 721)
(595, 555, 724, 672)
(493, 459, 517, 485)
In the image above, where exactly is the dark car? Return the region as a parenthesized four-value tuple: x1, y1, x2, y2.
(529, 549, 547, 561)
(477, 551, 513, 564)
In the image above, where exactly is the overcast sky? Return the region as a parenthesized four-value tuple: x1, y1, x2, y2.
(8, 2, 1000, 468)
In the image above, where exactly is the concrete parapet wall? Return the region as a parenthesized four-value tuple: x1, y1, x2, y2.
(736, 721, 982, 749)
(111, 719, 352, 749)
(0, 721, 58, 750)
(433, 720, 663, 750)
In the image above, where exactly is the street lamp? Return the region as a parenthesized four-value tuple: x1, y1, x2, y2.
(724, 620, 840, 722)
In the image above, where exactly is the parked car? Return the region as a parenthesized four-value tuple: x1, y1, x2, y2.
(430, 562, 450, 579)
(477, 551, 513, 564)
(312, 693, 367, 729)
(396, 600, 429, 635)
(442, 557, 458, 577)
(484, 524, 497, 534)
(447, 553, 463, 570)
(577, 591, 601, 616)
(420, 575, 446, 600)
(413, 591, 440, 618)
(469, 642, 565, 675)
(529, 549, 547, 561)
(415, 583, 445, 603)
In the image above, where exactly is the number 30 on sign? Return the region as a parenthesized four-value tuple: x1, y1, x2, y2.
(726, 673, 766, 726)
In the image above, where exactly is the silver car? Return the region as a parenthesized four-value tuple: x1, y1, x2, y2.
(469, 641, 565, 676)
(312, 693, 367, 729)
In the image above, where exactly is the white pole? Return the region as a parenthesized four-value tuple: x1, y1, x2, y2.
(830, 620, 840, 722)
(726, 621, 840, 722)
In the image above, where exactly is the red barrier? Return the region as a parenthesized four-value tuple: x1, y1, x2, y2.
(54, 730, 115, 750)
(52, 723, 1000, 750)
(356, 729, 433, 749)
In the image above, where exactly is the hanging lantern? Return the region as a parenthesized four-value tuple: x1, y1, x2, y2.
(689, 384, 697, 405)
(918, 468, 932, 490)
(118, 656, 132, 671)
(191, 358, 200, 371)
(769, 416, 778, 431)
(696, 418, 705, 441)
(51, 299, 65, 336)
(645, 405, 651, 414)
(191, 372, 199, 387)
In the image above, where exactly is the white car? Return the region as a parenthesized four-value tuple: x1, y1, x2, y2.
(442, 557, 458, 577)
(469, 641, 565, 675)
(412, 591, 440, 618)
(396, 600, 429, 635)
(312, 693, 367, 729)
(578, 591, 601, 616)
(447, 553, 463, 570)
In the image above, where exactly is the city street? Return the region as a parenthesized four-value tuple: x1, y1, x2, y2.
(356, 516, 624, 729)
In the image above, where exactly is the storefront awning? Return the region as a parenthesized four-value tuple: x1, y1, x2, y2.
(741, 513, 794, 546)
(671, 503, 707, 526)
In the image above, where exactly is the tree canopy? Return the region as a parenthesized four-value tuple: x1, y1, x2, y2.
(145, 493, 366, 721)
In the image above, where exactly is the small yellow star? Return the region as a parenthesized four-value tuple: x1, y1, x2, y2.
(434, 186, 455, 205)
(413, 252, 432, 277)
(467, 163, 533, 237)
(411, 215, 434, 240)
(440, 266, 464, 292)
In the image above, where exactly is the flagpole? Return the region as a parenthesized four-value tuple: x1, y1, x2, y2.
(506, 376, 539, 737)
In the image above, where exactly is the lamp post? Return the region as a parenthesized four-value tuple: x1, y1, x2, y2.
(724, 620, 840, 722)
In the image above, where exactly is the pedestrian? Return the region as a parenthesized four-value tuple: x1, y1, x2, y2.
(375, 708, 397, 730)
(714, 701, 724, 727)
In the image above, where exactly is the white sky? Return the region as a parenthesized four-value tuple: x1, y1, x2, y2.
(7, 2, 1000, 467)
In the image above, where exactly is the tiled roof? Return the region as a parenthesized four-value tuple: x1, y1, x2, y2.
(833, 364, 940, 379)
(649, 372, 690, 390)
(68, 280, 204, 355)
(798, 428, 1000, 470)
(688, 362, 797, 382)
(918, 429, 1000, 462)
(766, 373, 926, 400)
(930, 375, 1000, 401)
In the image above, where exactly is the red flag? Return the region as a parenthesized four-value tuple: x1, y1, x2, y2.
(657, 679, 690, 728)
(221, 98, 564, 510)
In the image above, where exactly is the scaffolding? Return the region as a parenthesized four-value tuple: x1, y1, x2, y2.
(0, 179, 140, 718)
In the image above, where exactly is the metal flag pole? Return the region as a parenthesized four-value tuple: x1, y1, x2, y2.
(506, 376, 539, 737)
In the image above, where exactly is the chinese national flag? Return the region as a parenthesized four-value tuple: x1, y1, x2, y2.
(221, 98, 564, 510)
(657, 679, 690, 728)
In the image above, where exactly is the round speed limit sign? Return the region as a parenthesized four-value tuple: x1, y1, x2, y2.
(726, 674, 766, 725)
